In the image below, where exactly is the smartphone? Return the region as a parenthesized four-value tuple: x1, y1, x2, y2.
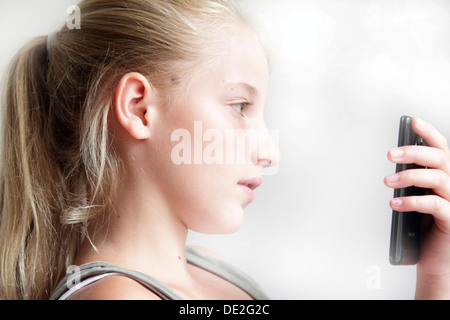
(389, 115, 427, 265)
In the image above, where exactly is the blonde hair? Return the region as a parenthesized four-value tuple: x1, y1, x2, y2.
(0, 0, 251, 300)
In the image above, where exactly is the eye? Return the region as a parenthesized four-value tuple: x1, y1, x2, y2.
(229, 102, 250, 118)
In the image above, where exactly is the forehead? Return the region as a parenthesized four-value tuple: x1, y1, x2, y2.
(186, 25, 269, 98)
(219, 27, 269, 94)
(170, 25, 270, 111)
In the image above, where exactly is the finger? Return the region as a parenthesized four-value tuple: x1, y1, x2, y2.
(384, 168, 450, 200)
(390, 195, 450, 230)
(387, 145, 450, 172)
(412, 118, 450, 153)
(388, 145, 450, 175)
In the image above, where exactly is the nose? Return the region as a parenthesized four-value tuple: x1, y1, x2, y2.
(254, 123, 281, 169)
(257, 158, 272, 168)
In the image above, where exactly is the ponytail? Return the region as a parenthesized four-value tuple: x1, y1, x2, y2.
(0, 36, 75, 299)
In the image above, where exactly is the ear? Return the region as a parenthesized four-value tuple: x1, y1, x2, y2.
(114, 72, 157, 140)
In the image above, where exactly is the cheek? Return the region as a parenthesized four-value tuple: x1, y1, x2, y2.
(153, 104, 246, 233)
(162, 162, 245, 234)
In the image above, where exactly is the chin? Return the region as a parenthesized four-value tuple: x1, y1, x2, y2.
(189, 208, 244, 235)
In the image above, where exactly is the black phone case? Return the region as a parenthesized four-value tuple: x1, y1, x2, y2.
(389, 116, 426, 265)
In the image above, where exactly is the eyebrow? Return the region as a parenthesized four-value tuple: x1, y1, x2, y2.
(226, 82, 258, 97)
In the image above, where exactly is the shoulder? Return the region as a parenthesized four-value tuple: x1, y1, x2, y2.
(67, 275, 161, 300)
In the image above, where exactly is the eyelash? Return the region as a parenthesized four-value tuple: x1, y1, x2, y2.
(229, 102, 251, 118)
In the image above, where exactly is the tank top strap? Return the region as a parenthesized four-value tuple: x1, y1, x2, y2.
(185, 247, 270, 300)
(50, 261, 183, 300)
(50, 247, 269, 300)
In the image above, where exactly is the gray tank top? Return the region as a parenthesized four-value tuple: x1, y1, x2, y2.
(50, 247, 269, 300)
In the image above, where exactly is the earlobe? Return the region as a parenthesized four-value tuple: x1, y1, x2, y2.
(114, 72, 155, 140)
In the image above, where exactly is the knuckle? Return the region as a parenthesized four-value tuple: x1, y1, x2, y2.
(438, 149, 449, 167)
(443, 151, 450, 173)
(427, 195, 449, 218)
(442, 136, 448, 148)
(437, 169, 449, 186)
(403, 146, 416, 160)
(430, 196, 443, 214)
(400, 169, 413, 180)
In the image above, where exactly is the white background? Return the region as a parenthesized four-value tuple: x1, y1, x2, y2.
(2, 0, 450, 299)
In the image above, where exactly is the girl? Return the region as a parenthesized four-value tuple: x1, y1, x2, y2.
(0, 0, 449, 300)
(0, 0, 279, 300)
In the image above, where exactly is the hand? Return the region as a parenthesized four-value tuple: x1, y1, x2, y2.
(384, 117, 450, 299)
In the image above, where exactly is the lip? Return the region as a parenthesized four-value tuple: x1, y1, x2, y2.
(238, 177, 263, 202)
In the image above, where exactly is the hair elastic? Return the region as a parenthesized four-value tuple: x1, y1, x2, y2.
(46, 31, 57, 55)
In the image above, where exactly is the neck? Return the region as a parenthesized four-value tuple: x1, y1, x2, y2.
(75, 166, 193, 286)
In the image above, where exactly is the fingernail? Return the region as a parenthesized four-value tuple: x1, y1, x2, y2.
(392, 198, 403, 207)
(415, 118, 424, 129)
(386, 173, 399, 184)
(389, 148, 404, 159)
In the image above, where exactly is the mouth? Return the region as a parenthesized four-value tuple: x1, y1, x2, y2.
(238, 177, 263, 202)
